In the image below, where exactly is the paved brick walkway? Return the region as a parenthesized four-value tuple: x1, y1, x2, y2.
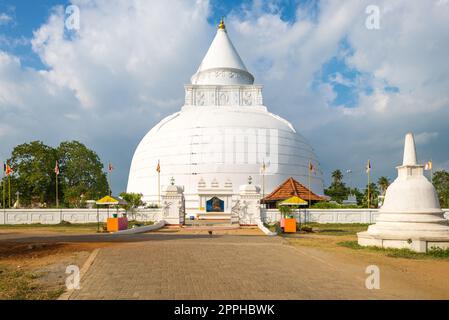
(69, 233, 401, 300)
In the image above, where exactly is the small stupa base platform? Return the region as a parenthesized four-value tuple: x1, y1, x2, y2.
(358, 231, 449, 253)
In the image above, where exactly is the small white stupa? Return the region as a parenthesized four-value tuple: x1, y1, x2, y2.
(358, 132, 449, 252)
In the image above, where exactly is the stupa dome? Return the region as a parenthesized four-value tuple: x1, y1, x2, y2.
(127, 19, 324, 211)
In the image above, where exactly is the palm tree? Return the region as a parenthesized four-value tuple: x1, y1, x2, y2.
(377, 176, 390, 196)
(364, 183, 379, 208)
(331, 170, 343, 184)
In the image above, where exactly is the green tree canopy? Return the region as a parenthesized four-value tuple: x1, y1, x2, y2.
(363, 182, 380, 208)
(324, 169, 350, 204)
(119, 192, 144, 210)
(377, 176, 390, 196)
(57, 141, 108, 207)
(331, 169, 343, 184)
(433, 170, 449, 208)
(119, 192, 144, 220)
(2, 140, 109, 208)
(6, 141, 57, 206)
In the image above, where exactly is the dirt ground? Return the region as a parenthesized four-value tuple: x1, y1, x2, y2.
(1, 226, 449, 299)
(0, 228, 112, 299)
(284, 233, 449, 299)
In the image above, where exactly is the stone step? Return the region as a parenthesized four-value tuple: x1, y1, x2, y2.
(184, 219, 233, 226)
(182, 225, 240, 231)
(197, 214, 232, 220)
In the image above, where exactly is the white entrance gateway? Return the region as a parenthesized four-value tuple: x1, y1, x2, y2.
(127, 19, 324, 214)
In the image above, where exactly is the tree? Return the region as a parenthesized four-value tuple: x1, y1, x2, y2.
(363, 183, 380, 208)
(6, 141, 58, 206)
(57, 141, 109, 207)
(377, 176, 390, 196)
(331, 170, 343, 184)
(119, 192, 144, 220)
(324, 169, 350, 203)
(433, 170, 449, 208)
(278, 204, 292, 218)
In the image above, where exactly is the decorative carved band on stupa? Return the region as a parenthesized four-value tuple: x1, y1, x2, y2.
(184, 84, 263, 107)
(191, 68, 254, 85)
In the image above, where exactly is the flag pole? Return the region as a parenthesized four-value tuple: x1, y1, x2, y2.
(108, 172, 111, 196)
(8, 174, 11, 208)
(108, 162, 112, 196)
(55, 170, 59, 208)
(308, 161, 311, 209)
(158, 166, 161, 207)
(430, 159, 433, 183)
(262, 161, 266, 203)
(2, 163, 5, 210)
(367, 161, 371, 209)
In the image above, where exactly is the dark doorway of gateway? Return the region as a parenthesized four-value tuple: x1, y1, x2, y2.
(206, 197, 224, 212)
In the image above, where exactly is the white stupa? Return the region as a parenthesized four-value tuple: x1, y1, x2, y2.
(127, 19, 324, 212)
(358, 132, 449, 252)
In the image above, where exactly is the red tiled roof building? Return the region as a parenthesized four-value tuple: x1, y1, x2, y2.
(261, 177, 323, 208)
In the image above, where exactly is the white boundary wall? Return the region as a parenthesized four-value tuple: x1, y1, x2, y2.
(260, 208, 449, 225)
(0, 208, 162, 225)
(0, 208, 448, 225)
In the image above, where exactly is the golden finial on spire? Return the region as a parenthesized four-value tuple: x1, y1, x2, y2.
(218, 17, 225, 30)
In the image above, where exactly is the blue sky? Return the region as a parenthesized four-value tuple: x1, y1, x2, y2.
(0, 0, 368, 114)
(0, 0, 448, 194)
(1, 0, 364, 112)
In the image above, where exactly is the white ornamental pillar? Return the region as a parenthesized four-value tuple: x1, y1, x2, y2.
(238, 177, 261, 226)
(161, 179, 185, 226)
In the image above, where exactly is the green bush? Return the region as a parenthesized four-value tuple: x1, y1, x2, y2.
(128, 220, 155, 228)
(300, 224, 314, 233)
(312, 202, 360, 209)
(428, 247, 449, 258)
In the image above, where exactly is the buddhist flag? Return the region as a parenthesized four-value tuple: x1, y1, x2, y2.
(5, 163, 13, 176)
(424, 160, 433, 171)
(308, 161, 316, 174)
(366, 160, 371, 173)
(108, 162, 114, 172)
(54, 161, 60, 175)
(156, 160, 160, 173)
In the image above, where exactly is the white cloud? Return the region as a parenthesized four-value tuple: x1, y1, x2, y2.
(0, 13, 12, 26)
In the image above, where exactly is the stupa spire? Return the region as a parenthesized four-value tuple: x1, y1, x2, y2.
(218, 17, 226, 30)
(190, 18, 254, 85)
(402, 132, 417, 166)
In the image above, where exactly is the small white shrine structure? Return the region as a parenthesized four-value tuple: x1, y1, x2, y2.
(358, 132, 449, 252)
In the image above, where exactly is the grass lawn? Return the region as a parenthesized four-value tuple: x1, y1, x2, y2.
(0, 265, 64, 300)
(339, 241, 449, 261)
(301, 222, 369, 236)
(282, 222, 449, 261)
(268, 222, 370, 236)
